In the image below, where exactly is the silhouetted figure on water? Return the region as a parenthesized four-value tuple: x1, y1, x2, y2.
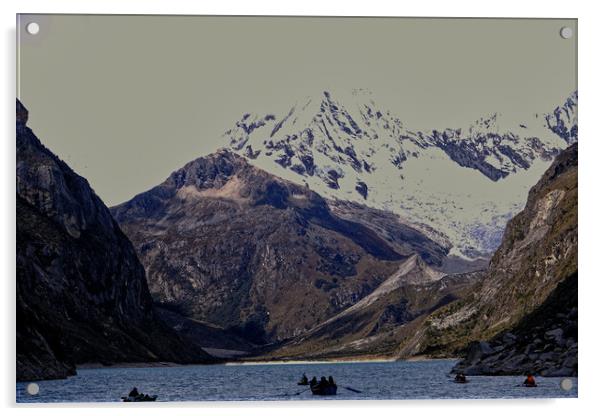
(523, 374, 537, 387)
(298, 373, 309, 385)
(455, 373, 467, 383)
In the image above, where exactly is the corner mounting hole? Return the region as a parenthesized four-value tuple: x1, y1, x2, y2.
(560, 27, 573, 39)
(560, 378, 573, 391)
(26, 383, 39, 395)
(26, 22, 40, 35)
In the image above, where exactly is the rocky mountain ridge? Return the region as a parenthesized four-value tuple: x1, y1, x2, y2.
(111, 149, 453, 345)
(266, 257, 483, 360)
(223, 90, 577, 258)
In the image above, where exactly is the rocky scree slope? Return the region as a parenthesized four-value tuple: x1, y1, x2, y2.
(266, 256, 483, 360)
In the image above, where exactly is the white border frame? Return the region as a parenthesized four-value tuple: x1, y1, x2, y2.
(2, 1, 600, 415)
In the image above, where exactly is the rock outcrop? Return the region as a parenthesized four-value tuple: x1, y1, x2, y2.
(453, 272, 577, 376)
(16, 100, 211, 381)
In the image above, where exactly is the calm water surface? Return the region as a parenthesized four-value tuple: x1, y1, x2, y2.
(16, 359, 577, 402)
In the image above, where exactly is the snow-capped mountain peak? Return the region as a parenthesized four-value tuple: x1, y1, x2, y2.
(221, 90, 577, 258)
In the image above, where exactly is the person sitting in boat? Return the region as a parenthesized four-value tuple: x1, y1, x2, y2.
(310, 376, 318, 386)
(318, 376, 328, 387)
(328, 376, 336, 386)
(300, 373, 308, 385)
(128, 387, 139, 398)
(523, 374, 536, 387)
(455, 372, 467, 383)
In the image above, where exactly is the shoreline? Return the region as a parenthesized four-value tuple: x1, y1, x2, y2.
(77, 356, 458, 370)
(224, 357, 396, 366)
(78, 361, 188, 370)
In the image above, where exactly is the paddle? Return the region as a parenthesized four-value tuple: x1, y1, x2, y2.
(281, 387, 311, 396)
(342, 386, 362, 393)
(295, 387, 311, 395)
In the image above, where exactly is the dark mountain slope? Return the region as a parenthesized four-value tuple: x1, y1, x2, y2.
(396, 144, 577, 375)
(16, 100, 212, 381)
(112, 150, 449, 344)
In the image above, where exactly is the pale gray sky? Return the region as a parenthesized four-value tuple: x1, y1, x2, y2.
(17, 15, 576, 206)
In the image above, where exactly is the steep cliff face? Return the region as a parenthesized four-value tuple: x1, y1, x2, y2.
(398, 144, 577, 375)
(112, 150, 450, 344)
(453, 143, 577, 333)
(16, 100, 211, 381)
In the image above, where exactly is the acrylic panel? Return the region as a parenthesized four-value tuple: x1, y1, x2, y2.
(16, 15, 577, 402)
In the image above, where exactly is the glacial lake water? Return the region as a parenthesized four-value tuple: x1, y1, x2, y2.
(16, 359, 577, 402)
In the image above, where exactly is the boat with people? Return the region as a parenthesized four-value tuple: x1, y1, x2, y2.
(309, 376, 337, 396)
(310, 383, 337, 396)
(453, 372, 468, 384)
(121, 387, 158, 402)
(121, 394, 158, 402)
